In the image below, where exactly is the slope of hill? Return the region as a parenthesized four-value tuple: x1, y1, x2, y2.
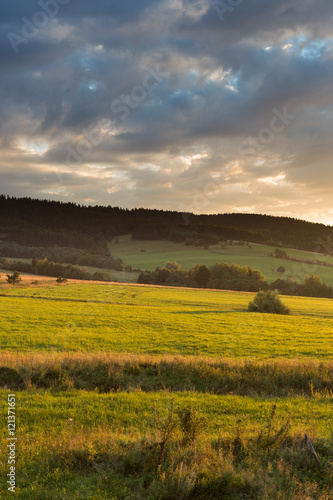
(110, 235, 333, 286)
(1, 195, 333, 254)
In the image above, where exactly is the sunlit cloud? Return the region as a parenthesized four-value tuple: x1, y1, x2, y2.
(259, 174, 286, 185)
(0, 0, 333, 224)
(19, 140, 49, 156)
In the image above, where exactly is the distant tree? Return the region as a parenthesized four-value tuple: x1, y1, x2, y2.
(192, 265, 210, 288)
(248, 290, 291, 315)
(303, 274, 322, 287)
(164, 261, 181, 271)
(209, 262, 267, 292)
(299, 274, 322, 297)
(137, 271, 154, 284)
(155, 267, 171, 284)
(6, 270, 21, 285)
(277, 265, 286, 274)
(270, 278, 297, 295)
(165, 269, 188, 287)
(274, 248, 288, 259)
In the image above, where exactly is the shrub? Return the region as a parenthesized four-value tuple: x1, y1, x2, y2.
(0, 367, 24, 389)
(248, 290, 291, 315)
(277, 265, 286, 274)
(177, 404, 206, 444)
(56, 276, 67, 283)
(6, 270, 21, 284)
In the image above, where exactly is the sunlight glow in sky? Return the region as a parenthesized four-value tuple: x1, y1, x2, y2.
(1, 0, 333, 225)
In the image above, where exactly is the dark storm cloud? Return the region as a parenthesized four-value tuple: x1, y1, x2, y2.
(1, 0, 333, 223)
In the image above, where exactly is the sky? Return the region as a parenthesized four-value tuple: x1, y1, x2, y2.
(1, 0, 333, 225)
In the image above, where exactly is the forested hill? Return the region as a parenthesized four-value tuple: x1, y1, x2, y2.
(0, 195, 332, 254)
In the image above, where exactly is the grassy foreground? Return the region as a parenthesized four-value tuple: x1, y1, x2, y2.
(1, 282, 333, 498)
(1, 390, 333, 499)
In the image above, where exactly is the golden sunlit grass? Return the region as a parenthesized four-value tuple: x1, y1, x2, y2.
(0, 283, 332, 357)
(1, 351, 333, 397)
(1, 282, 333, 498)
(1, 390, 333, 498)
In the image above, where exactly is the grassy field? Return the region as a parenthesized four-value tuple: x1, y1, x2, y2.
(1, 282, 333, 498)
(1, 351, 333, 396)
(0, 283, 332, 357)
(1, 389, 333, 499)
(110, 235, 333, 285)
(3, 236, 333, 286)
(0, 260, 140, 283)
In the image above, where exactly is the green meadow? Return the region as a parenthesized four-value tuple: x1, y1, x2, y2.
(3, 234, 333, 286)
(1, 282, 333, 498)
(0, 283, 332, 357)
(110, 234, 333, 285)
(0, 259, 140, 283)
(1, 390, 333, 499)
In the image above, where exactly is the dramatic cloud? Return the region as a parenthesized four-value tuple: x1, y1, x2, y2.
(1, 0, 333, 223)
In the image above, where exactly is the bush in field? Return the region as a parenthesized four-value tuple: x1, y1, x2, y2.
(248, 290, 291, 315)
(177, 404, 206, 444)
(277, 265, 286, 274)
(6, 270, 21, 284)
(56, 276, 67, 283)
